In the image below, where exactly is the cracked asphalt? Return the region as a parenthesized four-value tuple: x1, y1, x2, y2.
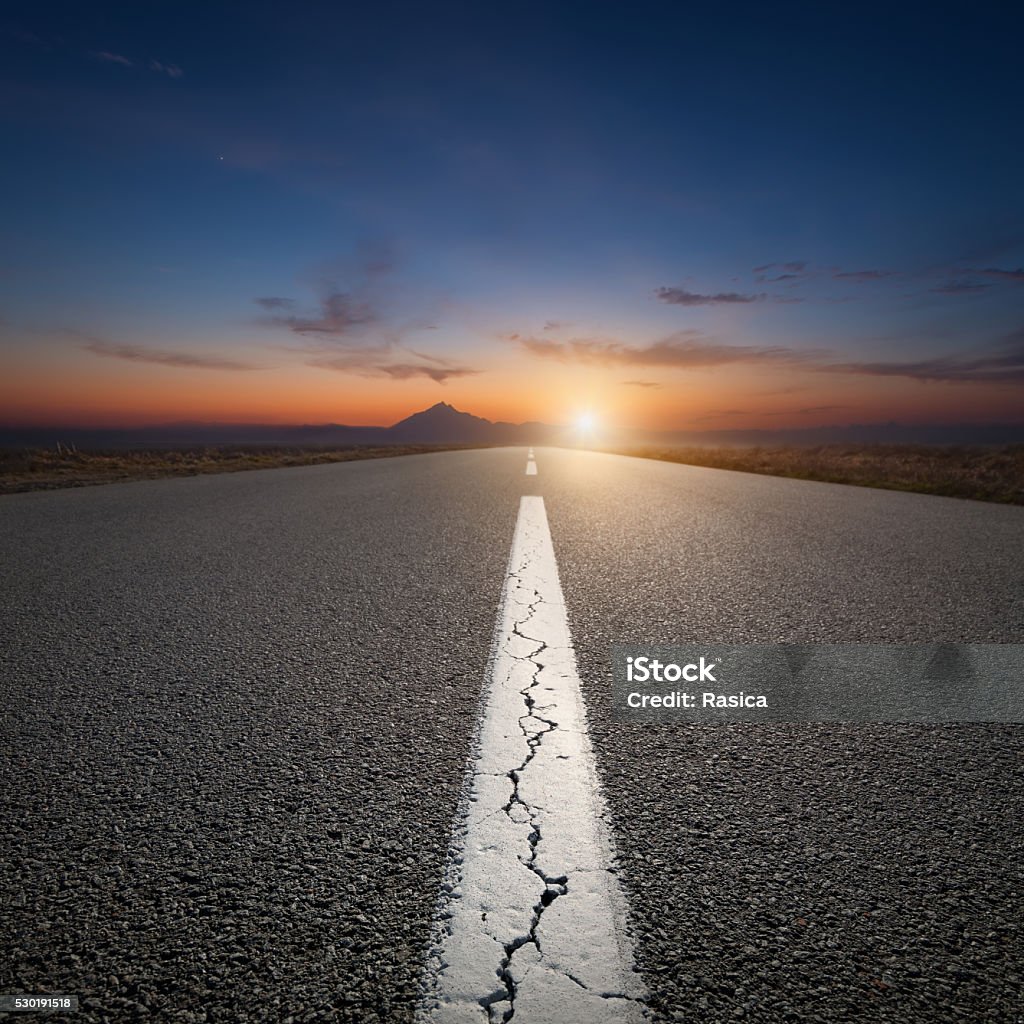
(539, 448, 1024, 1024)
(1, 451, 521, 1023)
(3, 447, 1023, 1023)
(420, 497, 642, 1023)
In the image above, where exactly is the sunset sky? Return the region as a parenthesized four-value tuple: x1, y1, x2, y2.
(2, 2, 1023, 432)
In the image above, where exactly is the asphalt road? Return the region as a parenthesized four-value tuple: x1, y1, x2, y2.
(2, 447, 1022, 1023)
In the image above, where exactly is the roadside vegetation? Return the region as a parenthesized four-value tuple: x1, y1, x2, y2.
(0, 444, 490, 495)
(2, 442, 1022, 504)
(598, 443, 1024, 505)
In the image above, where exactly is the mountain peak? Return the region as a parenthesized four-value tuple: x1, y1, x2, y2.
(388, 401, 496, 442)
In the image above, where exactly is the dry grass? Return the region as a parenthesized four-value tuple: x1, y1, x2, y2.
(0, 444, 491, 495)
(596, 443, 1024, 505)
(4, 442, 1022, 504)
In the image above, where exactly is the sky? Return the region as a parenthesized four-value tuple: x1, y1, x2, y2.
(2, 0, 1023, 432)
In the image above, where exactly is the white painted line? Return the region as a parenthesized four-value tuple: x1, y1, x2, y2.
(527, 448, 535, 458)
(525, 460, 538, 476)
(417, 497, 646, 1023)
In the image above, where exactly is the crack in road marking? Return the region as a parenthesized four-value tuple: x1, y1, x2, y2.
(417, 497, 647, 1023)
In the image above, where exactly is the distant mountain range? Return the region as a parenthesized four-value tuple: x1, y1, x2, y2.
(2, 401, 1022, 448)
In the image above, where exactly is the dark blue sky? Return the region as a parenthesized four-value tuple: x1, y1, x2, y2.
(2, 1, 1023, 427)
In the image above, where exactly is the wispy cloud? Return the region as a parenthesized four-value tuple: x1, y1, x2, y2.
(930, 280, 991, 295)
(256, 244, 397, 337)
(506, 330, 816, 368)
(622, 379, 662, 388)
(688, 404, 849, 424)
(7, 27, 44, 46)
(307, 347, 478, 382)
(378, 362, 479, 382)
(81, 339, 258, 371)
(975, 267, 1024, 282)
(258, 292, 376, 335)
(655, 287, 765, 306)
(833, 269, 894, 282)
(752, 261, 812, 284)
(751, 262, 899, 286)
(89, 50, 183, 76)
(688, 408, 748, 423)
(753, 261, 807, 275)
(255, 246, 476, 383)
(90, 50, 133, 67)
(509, 321, 1024, 386)
(148, 59, 183, 79)
(956, 233, 1024, 264)
(829, 334, 1024, 382)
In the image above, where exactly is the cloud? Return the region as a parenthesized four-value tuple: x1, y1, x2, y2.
(752, 261, 812, 283)
(257, 245, 401, 337)
(377, 363, 479, 382)
(829, 335, 1024, 382)
(833, 269, 894, 281)
(689, 408, 748, 423)
(753, 261, 807, 274)
(82, 339, 258, 371)
(752, 262, 900, 285)
(621, 380, 662, 388)
(261, 291, 376, 335)
(655, 287, 765, 306)
(757, 384, 809, 396)
(930, 280, 991, 295)
(8, 27, 44, 46)
(507, 330, 816, 369)
(406, 348, 461, 366)
(976, 267, 1024, 282)
(509, 321, 1024, 386)
(957, 233, 1024, 264)
(308, 349, 479, 382)
(256, 248, 474, 383)
(689, 404, 851, 424)
(90, 50, 133, 67)
(88, 49, 182, 76)
(148, 59, 183, 78)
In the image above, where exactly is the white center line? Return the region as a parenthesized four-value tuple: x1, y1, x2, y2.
(417, 497, 646, 1023)
(525, 459, 538, 476)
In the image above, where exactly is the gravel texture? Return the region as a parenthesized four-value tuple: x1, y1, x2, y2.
(540, 449, 1024, 1023)
(4, 446, 1022, 1023)
(1, 451, 521, 1023)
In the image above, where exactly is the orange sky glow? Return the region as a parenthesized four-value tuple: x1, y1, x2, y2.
(3, 341, 1021, 432)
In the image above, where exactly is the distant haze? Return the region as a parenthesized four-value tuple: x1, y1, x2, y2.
(2, 402, 1021, 450)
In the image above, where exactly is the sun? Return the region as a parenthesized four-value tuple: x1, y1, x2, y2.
(576, 412, 597, 432)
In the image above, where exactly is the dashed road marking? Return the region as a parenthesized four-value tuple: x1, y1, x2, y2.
(417, 497, 646, 1023)
(526, 459, 538, 476)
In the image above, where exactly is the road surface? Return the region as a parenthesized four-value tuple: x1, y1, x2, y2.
(1, 447, 1022, 1022)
